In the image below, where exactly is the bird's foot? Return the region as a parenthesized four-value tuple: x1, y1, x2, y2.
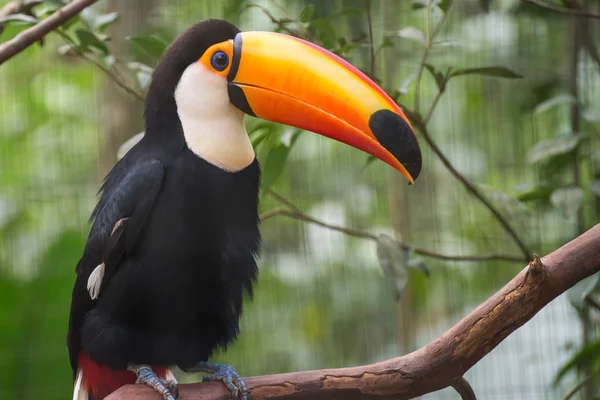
(189, 362, 247, 400)
(128, 364, 179, 400)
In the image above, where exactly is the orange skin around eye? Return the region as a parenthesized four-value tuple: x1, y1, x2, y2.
(197, 40, 234, 76)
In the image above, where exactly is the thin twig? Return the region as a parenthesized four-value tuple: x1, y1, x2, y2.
(0, 0, 100, 65)
(422, 67, 452, 124)
(413, 0, 454, 113)
(404, 0, 532, 261)
(260, 208, 377, 240)
(247, 3, 299, 37)
(404, 111, 534, 261)
(450, 377, 477, 400)
(522, 0, 600, 18)
(365, 0, 375, 78)
(81, 53, 145, 101)
(561, 375, 595, 400)
(585, 295, 600, 312)
(266, 190, 303, 213)
(259, 207, 526, 263)
(55, 30, 145, 101)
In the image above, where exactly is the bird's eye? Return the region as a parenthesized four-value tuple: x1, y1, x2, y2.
(210, 51, 229, 71)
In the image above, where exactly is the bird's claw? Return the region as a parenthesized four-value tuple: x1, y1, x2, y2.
(203, 364, 248, 400)
(133, 365, 179, 400)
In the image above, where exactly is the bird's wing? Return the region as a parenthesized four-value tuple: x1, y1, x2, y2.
(67, 158, 165, 375)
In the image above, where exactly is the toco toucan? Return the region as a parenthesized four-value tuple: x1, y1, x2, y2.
(68, 19, 421, 400)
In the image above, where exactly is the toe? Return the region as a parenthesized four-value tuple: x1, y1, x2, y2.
(223, 376, 240, 399)
(164, 380, 179, 399)
(235, 377, 248, 400)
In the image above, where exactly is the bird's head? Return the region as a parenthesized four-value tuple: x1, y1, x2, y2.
(146, 19, 421, 183)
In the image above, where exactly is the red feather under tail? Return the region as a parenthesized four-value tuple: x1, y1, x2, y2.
(77, 352, 170, 399)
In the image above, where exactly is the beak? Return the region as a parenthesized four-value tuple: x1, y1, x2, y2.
(226, 31, 421, 183)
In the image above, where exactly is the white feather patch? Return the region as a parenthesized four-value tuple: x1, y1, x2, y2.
(175, 63, 254, 172)
(165, 369, 177, 384)
(73, 369, 87, 400)
(87, 263, 105, 300)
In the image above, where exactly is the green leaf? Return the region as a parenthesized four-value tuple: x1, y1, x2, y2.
(310, 19, 336, 49)
(76, 29, 108, 54)
(412, 1, 426, 10)
(450, 66, 523, 79)
(299, 5, 315, 23)
(375, 37, 393, 56)
(437, 0, 452, 12)
(589, 180, 600, 198)
(0, 14, 39, 26)
(376, 234, 428, 299)
(261, 145, 290, 190)
(513, 182, 561, 202)
(581, 108, 600, 122)
(394, 26, 425, 45)
(533, 94, 576, 115)
(478, 0, 491, 12)
(377, 234, 409, 298)
(477, 184, 530, 223)
(550, 187, 584, 219)
(279, 128, 302, 148)
(103, 54, 116, 69)
(127, 34, 169, 59)
(554, 338, 600, 386)
(527, 134, 582, 164)
(397, 72, 418, 95)
(128, 62, 154, 92)
(424, 63, 446, 89)
(249, 128, 270, 148)
(93, 12, 119, 31)
(568, 274, 600, 312)
(592, 151, 600, 175)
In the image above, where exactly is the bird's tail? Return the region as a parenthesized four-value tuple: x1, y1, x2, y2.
(73, 352, 173, 400)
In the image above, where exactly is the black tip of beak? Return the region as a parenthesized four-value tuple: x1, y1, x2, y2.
(369, 110, 422, 182)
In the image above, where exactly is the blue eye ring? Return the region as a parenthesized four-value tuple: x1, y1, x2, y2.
(210, 51, 229, 71)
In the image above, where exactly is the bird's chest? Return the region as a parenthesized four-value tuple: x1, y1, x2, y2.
(147, 152, 261, 266)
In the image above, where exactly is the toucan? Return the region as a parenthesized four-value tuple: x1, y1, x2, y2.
(67, 19, 421, 400)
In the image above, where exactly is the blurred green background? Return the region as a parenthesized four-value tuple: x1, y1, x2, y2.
(1, 0, 599, 399)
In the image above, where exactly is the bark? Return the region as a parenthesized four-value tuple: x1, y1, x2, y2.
(0, 0, 99, 64)
(108, 224, 600, 400)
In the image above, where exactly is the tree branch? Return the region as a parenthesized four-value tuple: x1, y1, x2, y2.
(259, 204, 526, 264)
(0, 0, 100, 65)
(0, 0, 42, 36)
(107, 224, 600, 400)
(450, 377, 477, 400)
(521, 0, 600, 19)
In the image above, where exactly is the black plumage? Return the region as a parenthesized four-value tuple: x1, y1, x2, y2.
(67, 19, 260, 380)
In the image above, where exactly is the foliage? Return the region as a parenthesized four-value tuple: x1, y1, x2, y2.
(1, 0, 599, 399)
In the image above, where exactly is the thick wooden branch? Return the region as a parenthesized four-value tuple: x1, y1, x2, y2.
(0, 0, 99, 65)
(108, 224, 600, 400)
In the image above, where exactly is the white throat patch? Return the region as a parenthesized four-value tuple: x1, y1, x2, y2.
(174, 63, 254, 172)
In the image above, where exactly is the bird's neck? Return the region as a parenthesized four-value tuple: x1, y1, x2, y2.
(177, 107, 255, 172)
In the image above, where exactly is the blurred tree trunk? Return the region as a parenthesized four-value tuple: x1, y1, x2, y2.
(380, 0, 416, 355)
(567, 1, 599, 397)
(98, 0, 160, 180)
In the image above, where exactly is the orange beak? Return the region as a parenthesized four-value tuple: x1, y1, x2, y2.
(227, 31, 421, 183)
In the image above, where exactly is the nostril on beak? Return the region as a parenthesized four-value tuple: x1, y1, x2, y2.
(368, 109, 422, 182)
